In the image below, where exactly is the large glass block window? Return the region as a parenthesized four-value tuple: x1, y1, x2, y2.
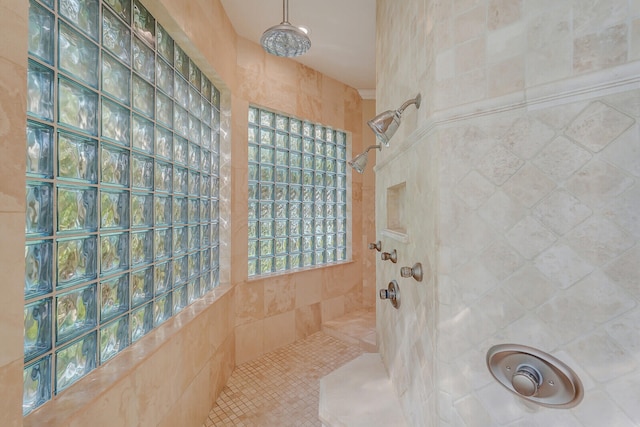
(247, 106, 348, 277)
(24, 0, 221, 415)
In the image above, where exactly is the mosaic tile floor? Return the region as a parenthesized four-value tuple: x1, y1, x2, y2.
(203, 332, 365, 426)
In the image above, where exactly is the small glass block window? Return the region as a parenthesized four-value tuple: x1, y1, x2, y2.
(248, 106, 348, 276)
(24, 0, 221, 415)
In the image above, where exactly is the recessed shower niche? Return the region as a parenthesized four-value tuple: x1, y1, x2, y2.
(385, 182, 407, 239)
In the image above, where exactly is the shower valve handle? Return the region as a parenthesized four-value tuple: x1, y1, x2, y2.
(368, 240, 382, 252)
(381, 249, 397, 263)
(400, 263, 423, 282)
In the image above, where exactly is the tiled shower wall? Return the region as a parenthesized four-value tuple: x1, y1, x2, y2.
(375, 0, 640, 426)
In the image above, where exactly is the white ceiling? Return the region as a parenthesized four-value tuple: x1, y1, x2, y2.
(219, 0, 377, 96)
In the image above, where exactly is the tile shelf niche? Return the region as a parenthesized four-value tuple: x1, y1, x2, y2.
(383, 181, 409, 243)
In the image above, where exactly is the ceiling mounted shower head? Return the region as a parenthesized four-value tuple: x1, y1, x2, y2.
(368, 94, 421, 146)
(348, 145, 381, 174)
(260, 0, 311, 58)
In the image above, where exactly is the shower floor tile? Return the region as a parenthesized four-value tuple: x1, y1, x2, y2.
(203, 331, 364, 426)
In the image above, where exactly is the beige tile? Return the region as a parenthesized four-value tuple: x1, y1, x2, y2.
(321, 295, 345, 322)
(295, 303, 321, 340)
(235, 320, 264, 365)
(234, 281, 264, 326)
(488, 0, 521, 30)
(0, 359, 22, 427)
(263, 275, 295, 317)
(263, 311, 295, 353)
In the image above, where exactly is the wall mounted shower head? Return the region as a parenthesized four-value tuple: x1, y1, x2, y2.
(367, 94, 421, 146)
(348, 144, 381, 174)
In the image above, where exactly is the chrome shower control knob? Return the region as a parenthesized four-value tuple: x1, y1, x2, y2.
(512, 365, 542, 397)
(381, 249, 397, 263)
(400, 263, 423, 282)
(379, 289, 392, 299)
(379, 280, 400, 309)
(368, 241, 382, 252)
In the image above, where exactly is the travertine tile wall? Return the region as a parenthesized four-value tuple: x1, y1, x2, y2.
(375, 0, 640, 426)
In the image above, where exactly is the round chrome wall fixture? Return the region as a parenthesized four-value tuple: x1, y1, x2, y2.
(379, 280, 400, 309)
(486, 344, 583, 408)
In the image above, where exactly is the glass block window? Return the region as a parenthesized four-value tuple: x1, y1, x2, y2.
(24, 0, 221, 415)
(247, 106, 347, 276)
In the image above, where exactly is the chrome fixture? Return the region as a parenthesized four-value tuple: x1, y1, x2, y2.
(348, 144, 380, 174)
(379, 280, 400, 309)
(381, 249, 397, 263)
(368, 94, 422, 146)
(260, 0, 311, 57)
(400, 262, 423, 282)
(368, 240, 382, 252)
(486, 344, 583, 408)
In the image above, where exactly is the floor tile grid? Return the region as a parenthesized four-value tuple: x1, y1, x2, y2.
(204, 331, 364, 426)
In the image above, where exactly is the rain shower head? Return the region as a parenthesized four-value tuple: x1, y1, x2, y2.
(260, 0, 311, 57)
(368, 94, 422, 146)
(348, 145, 381, 174)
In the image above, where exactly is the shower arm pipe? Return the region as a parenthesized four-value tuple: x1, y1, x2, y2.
(397, 94, 422, 114)
(282, 0, 290, 24)
(363, 144, 381, 154)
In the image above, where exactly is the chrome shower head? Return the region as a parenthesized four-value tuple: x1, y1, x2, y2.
(368, 94, 421, 146)
(348, 145, 381, 174)
(260, 0, 311, 57)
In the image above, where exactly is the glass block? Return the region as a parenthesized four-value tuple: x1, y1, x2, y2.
(154, 161, 172, 192)
(99, 315, 128, 364)
(154, 293, 171, 326)
(248, 258, 257, 277)
(154, 194, 171, 225)
(187, 279, 201, 304)
(26, 121, 53, 178)
(155, 125, 172, 160)
(289, 203, 301, 219)
(211, 223, 219, 243)
(336, 160, 346, 175)
(57, 185, 97, 233)
(289, 254, 301, 269)
(99, 232, 128, 276)
(23, 356, 52, 415)
(248, 107, 258, 124)
(132, 75, 154, 118)
(325, 203, 335, 218)
(174, 73, 189, 109)
(188, 225, 200, 251)
(173, 255, 187, 285)
(326, 188, 336, 203)
(174, 44, 188, 77)
(29, 0, 54, 64)
(259, 239, 273, 257)
(302, 188, 313, 203)
(189, 86, 200, 117)
(302, 236, 313, 252)
(56, 284, 97, 344)
(201, 101, 211, 127)
(326, 143, 336, 158)
(314, 203, 324, 218)
(326, 234, 336, 248)
(189, 143, 200, 169)
(260, 129, 274, 146)
(188, 199, 200, 224)
(100, 274, 129, 321)
(102, 98, 130, 146)
(131, 266, 153, 307)
(27, 60, 54, 121)
(274, 237, 287, 255)
(302, 217, 313, 235)
(303, 170, 314, 185)
(100, 144, 129, 186)
(26, 182, 53, 236)
(314, 234, 325, 250)
(174, 105, 188, 138)
(156, 92, 173, 128)
(303, 154, 314, 170)
(131, 230, 153, 266)
(248, 144, 259, 163)
(188, 252, 199, 278)
(132, 0, 155, 46)
(173, 196, 187, 224)
(337, 145, 346, 160)
(212, 86, 220, 109)
(131, 192, 153, 227)
(326, 249, 336, 262)
(259, 165, 274, 182)
(104, 0, 130, 23)
(337, 175, 345, 189)
(102, 7, 130, 65)
(212, 176, 220, 198)
(276, 149, 288, 166)
(270, 203, 284, 220)
(326, 218, 336, 233)
(173, 226, 187, 254)
(248, 221, 257, 239)
(132, 114, 154, 153)
(58, 77, 98, 135)
(260, 110, 274, 128)
(24, 298, 52, 362)
(60, 0, 98, 40)
(202, 223, 211, 246)
(303, 122, 313, 138)
(260, 183, 273, 201)
(315, 250, 325, 264)
(154, 260, 172, 294)
(131, 302, 152, 342)
(211, 199, 219, 220)
(290, 169, 301, 185)
(274, 256, 287, 272)
(275, 184, 287, 201)
(56, 236, 97, 287)
(133, 37, 154, 84)
(326, 173, 336, 188)
(25, 240, 53, 299)
(290, 135, 302, 151)
(201, 249, 211, 272)
(172, 285, 187, 313)
(201, 76, 211, 100)
(337, 247, 347, 261)
(55, 332, 97, 392)
(260, 257, 273, 274)
(154, 228, 172, 260)
(100, 189, 129, 230)
(156, 57, 173, 96)
(132, 153, 154, 190)
(303, 252, 313, 267)
(188, 58, 201, 89)
(157, 24, 173, 63)
(58, 21, 98, 87)
(247, 126, 258, 145)
(200, 175, 211, 198)
(336, 131, 346, 145)
(315, 156, 326, 170)
(289, 220, 301, 236)
(248, 239, 258, 258)
(288, 185, 300, 202)
(188, 171, 200, 196)
(57, 131, 97, 182)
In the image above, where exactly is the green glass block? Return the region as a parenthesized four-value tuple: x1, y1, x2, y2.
(24, 298, 52, 362)
(156, 57, 173, 96)
(201, 100, 211, 127)
(303, 252, 313, 267)
(58, 77, 98, 135)
(314, 126, 323, 141)
(154, 228, 171, 261)
(57, 131, 97, 182)
(154, 161, 172, 192)
(337, 218, 346, 233)
(247, 239, 258, 258)
(326, 218, 336, 234)
(55, 332, 97, 393)
(154, 293, 172, 326)
(325, 174, 336, 188)
(100, 274, 129, 321)
(325, 204, 335, 218)
(27, 121, 54, 178)
(336, 160, 346, 174)
(155, 125, 172, 160)
(131, 230, 152, 266)
(314, 234, 325, 250)
(100, 144, 129, 186)
(188, 199, 199, 224)
(60, 0, 98, 40)
(326, 234, 336, 249)
(315, 156, 326, 170)
(131, 266, 153, 307)
(132, 0, 155, 46)
(259, 220, 273, 239)
(314, 188, 324, 204)
(58, 21, 99, 87)
(173, 226, 187, 254)
(290, 135, 302, 151)
(188, 59, 201, 89)
(99, 315, 129, 364)
(154, 260, 172, 294)
(274, 256, 287, 272)
(29, 0, 54, 64)
(189, 86, 201, 118)
(208, 151, 216, 175)
(302, 171, 314, 186)
(132, 36, 154, 83)
(247, 182, 258, 201)
(104, 0, 130, 23)
(173, 167, 187, 195)
(172, 197, 187, 224)
(131, 302, 152, 342)
(25, 240, 53, 299)
(274, 115, 288, 132)
(154, 194, 172, 225)
(211, 224, 219, 244)
(337, 144, 346, 160)
(302, 188, 313, 203)
(173, 255, 187, 285)
(274, 236, 288, 254)
(337, 175, 346, 189)
(248, 144, 259, 162)
(289, 236, 301, 253)
(303, 154, 313, 170)
(260, 257, 273, 274)
(275, 185, 287, 201)
(260, 147, 275, 164)
(248, 107, 258, 124)
(200, 175, 211, 198)
(336, 131, 346, 145)
(287, 185, 300, 202)
(173, 285, 187, 312)
(26, 182, 53, 236)
(102, 53, 130, 105)
(260, 183, 273, 201)
(287, 118, 300, 135)
(189, 143, 200, 169)
(276, 150, 288, 166)
(302, 217, 313, 235)
(102, 7, 130, 65)
(288, 151, 301, 168)
(212, 108, 221, 133)
(201, 76, 211, 100)
(131, 192, 153, 227)
(290, 169, 302, 185)
(99, 232, 128, 276)
(260, 129, 274, 146)
(302, 138, 314, 154)
(188, 252, 199, 278)
(212, 86, 220, 109)
(247, 164, 259, 182)
(56, 284, 97, 344)
(260, 110, 274, 128)
(174, 44, 188, 77)
(248, 221, 258, 239)
(102, 98, 130, 146)
(174, 105, 188, 138)
(132, 75, 154, 118)
(201, 248, 211, 273)
(132, 153, 154, 190)
(202, 223, 211, 246)
(315, 250, 325, 264)
(23, 355, 52, 415)
(337, 248, 347, 261)
(288, 254, 301, 269)
(326, 188, 335, 204)
(289, 220, 301, 236)
(155, 92, 173, 128)
(289, 203, 301, 219)
(302, 236, 313, 252)
(274, 220, 287, 238)
(248, 258, 257, 277)
(57, 185, 97, 233)
(157, 24, 173, 64)
(211, 199, 219, 219)
(187, 278, 201, 303)
(274, 202, 287, 219)
(174, 73, 189, 109)
(173, 135, 187, 165)
(132, 114, 154, 153)
(258, 165, 273, 183)
(187, 170, 200, 197)
(259, 202, 272, 220)
(27, 60, 54, 121)
(211, 268, 219, 288)
(100, 189, 129, 230)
